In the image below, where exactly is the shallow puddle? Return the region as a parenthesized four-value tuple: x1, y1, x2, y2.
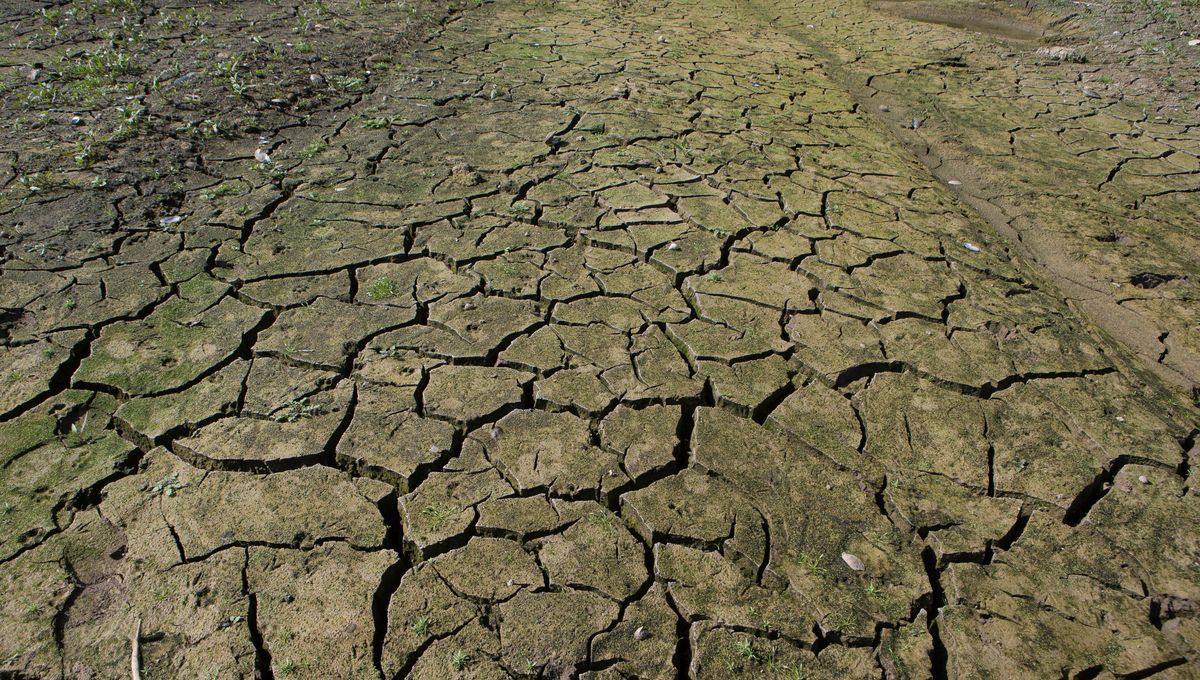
(869, 0, 1048, 41)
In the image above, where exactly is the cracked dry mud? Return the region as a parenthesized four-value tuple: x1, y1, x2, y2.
(1, 0, 1199, 678)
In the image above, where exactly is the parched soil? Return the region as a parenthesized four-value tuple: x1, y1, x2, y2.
(1, 0, 1198, 678)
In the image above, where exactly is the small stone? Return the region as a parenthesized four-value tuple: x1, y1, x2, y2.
(841, 552, 865, 571)
(159, 215, 183, 226)
(666, 242, 680, 251)
(254, 148, 272, 164)
(70, 115, 83, 125)
(1189, 39, 1200, 47)
(963, 242, 981, 252)
(879, 104, 890, 112)
(633, 626, 649, 641)
(309, 73, 326, 86)
(657, 35, 669, 43)
(947, 179, 962, 186)
(1138, 475, 1150, 485)
(910, 118, 923, 130)
(1035, 46, 1085, 63)
(1082, 88, 1100, 99)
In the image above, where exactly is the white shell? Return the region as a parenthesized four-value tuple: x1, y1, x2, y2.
(841, 552, 865, 571)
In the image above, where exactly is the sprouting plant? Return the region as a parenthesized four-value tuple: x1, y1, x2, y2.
(450, 649, 470, 671)
(411, 616, 431, 636)
(864, 582, 884, 598)
(365, 276, 400, 300)
(797, 552, 826, 578)
(298, 142, 326, 159)
(150, 473, 186, 497)
(275, 397, 323, 422)
(216, 54, 248, 95)
(361, 117, 390, 130)
(586, 510, 616, 529)
(420, 504, 455, 529)
(72, 140, 101, 169)
(734, 638, 761, 663)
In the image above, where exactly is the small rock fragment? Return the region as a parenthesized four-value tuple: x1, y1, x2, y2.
(1036, 46, 1085, 63)
(634, 626, 649, 641)
(910, 118, 923, 130)
(841, 552, 865, 571)
(947, 179, 962, 186)
(254, 148, 272, 164)
(70, 115, 83, 125)
(159, 215, 183, 226)
(963, 242, 981, 253)
(1138, 475, 1150, 485)
(310, 73, 326, 86)
(1189, 39, 1200, 47)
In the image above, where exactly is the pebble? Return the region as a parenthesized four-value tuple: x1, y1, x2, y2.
(841, 552, 865, 571)
(879, 104, 890, 112)
(1189, 39, 1200, 47)
(666, 241, 680, 251)
(254, 148, 272, 164)
(70, 116, 83, 125)
(634, 626, 649, 641)
(947, 179, 962, 186)
(1082, 88, 1100, 99)
(310, 73, 326, 86)
(159, 215, 183, 226)
(1138, 475, 1150, 485)
(1036, 46, 1078, 60)
(910, 118, 923, 130)
(963, 242, 981, 252)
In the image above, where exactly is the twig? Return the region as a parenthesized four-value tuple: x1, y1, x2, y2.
(131, 618, 141, 680)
